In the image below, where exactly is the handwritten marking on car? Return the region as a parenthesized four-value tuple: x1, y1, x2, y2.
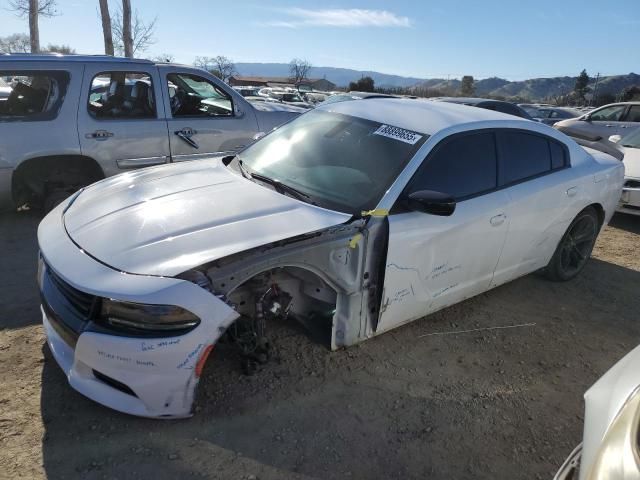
(176, 344, 204, 370)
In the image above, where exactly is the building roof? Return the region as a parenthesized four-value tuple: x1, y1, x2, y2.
(317, 98, 523, 135)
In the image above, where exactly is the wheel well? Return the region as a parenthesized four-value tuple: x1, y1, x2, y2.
(12, 155, 104, 207)
(224, 266, 338, 349)
(587, 203, 605, 227)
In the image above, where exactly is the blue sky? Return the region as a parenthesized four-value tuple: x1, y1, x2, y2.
(1, 0, 638, 80)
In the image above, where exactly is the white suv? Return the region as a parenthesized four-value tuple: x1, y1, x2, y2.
(0, 54, 303, 210)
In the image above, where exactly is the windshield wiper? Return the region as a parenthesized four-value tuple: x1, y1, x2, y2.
(250, 172, 312, 201)
(238, 160, 314, 203)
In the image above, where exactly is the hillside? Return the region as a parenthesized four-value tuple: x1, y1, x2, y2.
(233, 63, 640, 101)
(234, 63, 424, 88)
(414, 73, 640, 100)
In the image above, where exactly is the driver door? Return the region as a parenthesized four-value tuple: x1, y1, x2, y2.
(376, 131, 510, 334)
(159, 66, 258, 162)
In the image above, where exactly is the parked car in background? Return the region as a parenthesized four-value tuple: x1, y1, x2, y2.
(266, 90, 313, 109)
(38, 98, 622, 418)
(609, 128, 640, 216)
(554, 344, 640, 480)
(554, 102, 640, 140)
(321, 91, 398, 105)
(0, 54, 303, 211)
(530, 107, 583, 125)
(433, 97, 534, 120)
(232, 86, 262, 97)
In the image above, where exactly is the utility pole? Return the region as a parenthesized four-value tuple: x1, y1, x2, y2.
(591, 72, 601, 107)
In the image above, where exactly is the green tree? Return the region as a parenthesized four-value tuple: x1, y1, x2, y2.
(348, 76, 375, 92)
(44, 43, 75, 54)
(460, 75, 475, 96)
(574, 69, 590, 101)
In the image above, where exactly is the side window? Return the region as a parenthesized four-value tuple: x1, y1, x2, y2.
(623, 105, 640, 122)
(88, 72, 155, 119)
(408, 132, 497, 200)
(498, 131, 563, 185)
(0, 70, 69, 120)
(589, 105, 626, 122)
(167, 73, 233, 117)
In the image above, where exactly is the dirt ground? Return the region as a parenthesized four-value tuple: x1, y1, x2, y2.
(1, 211, 639, 480)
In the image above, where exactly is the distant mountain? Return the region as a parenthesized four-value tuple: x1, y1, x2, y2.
(234, 63, 424, 88)
(414, 73, 640, 101)
(233, 63, 640, 101)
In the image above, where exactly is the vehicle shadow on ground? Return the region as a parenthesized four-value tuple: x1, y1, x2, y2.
(40, 257, 640, 480)
(610, 212, 640, 234)
(0, 211, 41, 330)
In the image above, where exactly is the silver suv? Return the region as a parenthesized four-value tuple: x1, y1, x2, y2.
(0, 54, 303, 210)
(554, 102, 640, 142)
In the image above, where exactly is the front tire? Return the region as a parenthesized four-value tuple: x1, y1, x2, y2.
(545, 207, 600, 282)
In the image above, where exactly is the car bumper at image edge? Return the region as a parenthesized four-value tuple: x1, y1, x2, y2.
(554, 443, 582, 480)
(618, 183, 640, 216)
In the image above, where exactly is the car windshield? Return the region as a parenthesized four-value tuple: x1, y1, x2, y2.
(235, 110, 428, 215)
(621, 128, 640, 149)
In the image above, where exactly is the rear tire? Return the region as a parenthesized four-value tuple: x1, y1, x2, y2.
(545, 206, 600, 282)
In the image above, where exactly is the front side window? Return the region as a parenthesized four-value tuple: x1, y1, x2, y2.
(235, 110, 427, 215)
(623, 105, 640, 122)
(88, 71, 156, 119)
(0, 70, 69, 120)
(498, 131, 561, 185)
(167, 73, 233, 117)
(590, 105, 626, 122)
(407, 132, 497, 200)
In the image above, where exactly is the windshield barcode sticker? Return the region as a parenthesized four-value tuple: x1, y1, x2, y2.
(373, 125, 423, 145)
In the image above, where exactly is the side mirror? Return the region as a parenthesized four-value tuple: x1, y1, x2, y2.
(581, 115, 591, 122)
(608, 134, 622, 143)
(405, 190, 456, 216)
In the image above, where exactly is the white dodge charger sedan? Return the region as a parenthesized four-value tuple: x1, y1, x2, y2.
(38, 99, 624, 418)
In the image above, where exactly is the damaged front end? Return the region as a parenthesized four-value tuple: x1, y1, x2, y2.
(179, 214, 390, 373)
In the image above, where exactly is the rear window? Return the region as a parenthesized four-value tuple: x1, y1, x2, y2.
(0, 70, 69, 121)
(88, 71, 156, 119)
(498, 131, 567, 185)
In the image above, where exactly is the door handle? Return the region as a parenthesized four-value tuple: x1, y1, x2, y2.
(175, 128, 199, 149)
(566, 186, 578, 197)
(605, 124, 614, 127)
(86, 130, 114, 140)
(490, 214, 506, 226)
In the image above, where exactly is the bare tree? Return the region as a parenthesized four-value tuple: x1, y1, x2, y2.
(111, 7, 156, 57)
(0, 33, 31, 53)
(98, 0, 114, 55)
(150, 53, 174, 63)
(121, 0, 132, 57)
(8, 0, 58, 53)
(193, 56, 236, 82)
(289, 58, 312, 83)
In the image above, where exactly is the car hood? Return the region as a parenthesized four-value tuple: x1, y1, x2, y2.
(63, 158, 351, 277)
(622, 147, 640, 179)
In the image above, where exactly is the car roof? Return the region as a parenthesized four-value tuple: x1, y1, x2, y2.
(0, 53, 154, 65)
(317, 97, 521, 135)
(435, 97, 510, 106)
